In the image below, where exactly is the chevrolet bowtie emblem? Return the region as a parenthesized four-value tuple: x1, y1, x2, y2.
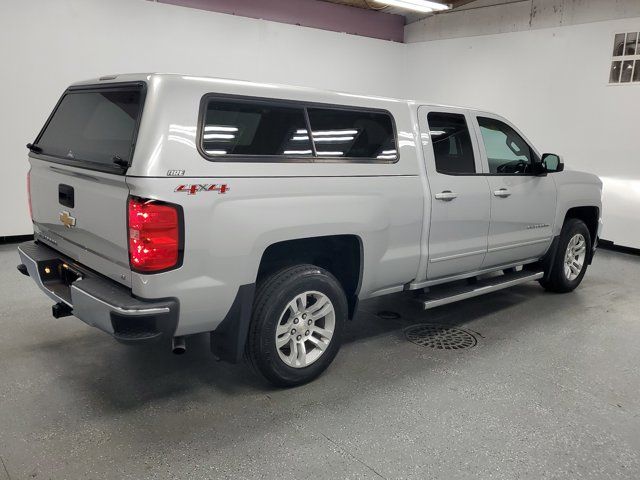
(59, 211, 76, 228)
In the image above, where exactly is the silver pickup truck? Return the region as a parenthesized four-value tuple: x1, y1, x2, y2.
(18, 73, 603, 387)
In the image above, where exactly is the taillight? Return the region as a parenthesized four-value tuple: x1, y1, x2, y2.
(27, 169, 33, 220)
(128, 197, 182, 273)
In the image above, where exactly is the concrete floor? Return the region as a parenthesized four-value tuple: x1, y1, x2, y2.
(1, 244, 640, 479)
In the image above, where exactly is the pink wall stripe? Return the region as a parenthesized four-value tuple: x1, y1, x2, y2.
(152, 0, 405, 42)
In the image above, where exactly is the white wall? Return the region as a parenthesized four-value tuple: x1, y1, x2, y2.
(0, 0, 405, 236)
(404, 16, 640, 248)
(2, 0, 639, 248)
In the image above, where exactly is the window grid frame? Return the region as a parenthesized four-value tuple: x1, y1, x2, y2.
(609, 31, 640, 85)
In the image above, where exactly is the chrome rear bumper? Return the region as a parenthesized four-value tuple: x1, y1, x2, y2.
(17, 241, 178, 343)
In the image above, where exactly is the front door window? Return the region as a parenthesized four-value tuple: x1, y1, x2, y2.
(478, 117, 535, 175)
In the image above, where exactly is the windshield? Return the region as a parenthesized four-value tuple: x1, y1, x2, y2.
(35, 85, 144, 171)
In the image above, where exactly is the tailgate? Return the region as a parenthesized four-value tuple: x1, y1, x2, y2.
(27, 82, 145, 287)
(30, 161, 132, 286)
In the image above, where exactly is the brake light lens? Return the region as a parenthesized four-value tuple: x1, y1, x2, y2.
(128, 197, 182, 273)
(27, 169, 33, 220)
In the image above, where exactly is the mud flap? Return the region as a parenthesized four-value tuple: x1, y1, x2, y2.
(210, 283, 256, 363)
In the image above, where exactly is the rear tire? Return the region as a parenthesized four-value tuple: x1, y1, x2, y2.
(540, 218, 591, 293)
(246, 264, 347, 387)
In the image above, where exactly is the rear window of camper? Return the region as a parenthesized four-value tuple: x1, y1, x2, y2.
(35, 85, 144, 172)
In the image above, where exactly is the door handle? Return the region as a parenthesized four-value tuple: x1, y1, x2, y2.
(493, 188, 512, 198)
(58, 184, 75, 208)
(435, 191, 458, 201)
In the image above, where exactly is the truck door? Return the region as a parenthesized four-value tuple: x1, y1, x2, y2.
(470, 113, 557, 267)
(418, 106, 491, 280)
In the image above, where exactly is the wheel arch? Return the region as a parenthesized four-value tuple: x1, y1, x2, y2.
(535, 204, 600, 283)
(256, 234, 364, 320)
(210, 234, 363, 364)
(564, 206, 599, 253)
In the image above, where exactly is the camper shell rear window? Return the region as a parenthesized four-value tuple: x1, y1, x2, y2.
(33, 83, 146, 173)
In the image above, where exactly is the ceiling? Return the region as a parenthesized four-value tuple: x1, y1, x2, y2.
(320, 0, 478, 23)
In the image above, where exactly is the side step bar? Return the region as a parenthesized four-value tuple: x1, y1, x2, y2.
(415, 270, 544, 310)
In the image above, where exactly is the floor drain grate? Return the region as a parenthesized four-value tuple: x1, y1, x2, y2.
(404, 324, 477, 350)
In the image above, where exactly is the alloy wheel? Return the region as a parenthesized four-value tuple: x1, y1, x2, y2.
(564, 233, 587, 281)
(275, 291, 335, 368)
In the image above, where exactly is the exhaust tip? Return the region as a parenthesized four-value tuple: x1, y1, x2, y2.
(172, 336, 186, 355)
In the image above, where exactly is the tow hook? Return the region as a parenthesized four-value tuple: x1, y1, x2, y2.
(52, 302, 73, 318)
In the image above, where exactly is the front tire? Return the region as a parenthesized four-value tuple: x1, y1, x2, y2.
(246, 264, 347, 387)
(540, 218, 591, 293)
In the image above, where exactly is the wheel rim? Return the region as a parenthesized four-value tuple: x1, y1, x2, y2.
(275, 291, 335, 369)
(564, 233, 587, 281)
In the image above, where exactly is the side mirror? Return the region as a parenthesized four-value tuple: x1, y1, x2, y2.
(541, 153, 564, 173)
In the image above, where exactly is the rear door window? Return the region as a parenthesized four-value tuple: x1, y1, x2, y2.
(427, 112, 476, 174)
(36, 85, 144, 171)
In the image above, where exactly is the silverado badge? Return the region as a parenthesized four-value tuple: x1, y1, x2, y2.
(59, 211, 76, 228)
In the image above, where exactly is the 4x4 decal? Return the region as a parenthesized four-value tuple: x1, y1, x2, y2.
(175, 184, 229, 195)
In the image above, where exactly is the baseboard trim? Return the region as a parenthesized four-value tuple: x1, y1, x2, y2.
(599, 239, 640, 256)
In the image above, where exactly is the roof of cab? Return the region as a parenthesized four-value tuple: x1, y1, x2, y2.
(71, 72, 475, 112)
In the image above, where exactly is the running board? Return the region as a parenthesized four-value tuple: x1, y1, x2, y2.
(415, 270, 544, 310)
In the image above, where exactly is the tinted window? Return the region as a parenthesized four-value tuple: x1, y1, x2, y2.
(478, 117, 534, 174)
(37, 88, 143, 168)
(202, 100, 312, 157)
(306, 108, 397, 160)
(427, 112, 476, 174)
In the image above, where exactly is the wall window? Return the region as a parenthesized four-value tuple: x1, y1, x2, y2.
(610, 32, 640, 84)
(477, 117, 534, 175)
(201, 98, 398, 162)
(306, 108, 397, 160)
(427, 112, 476, 174)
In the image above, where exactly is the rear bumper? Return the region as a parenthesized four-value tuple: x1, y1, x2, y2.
(17, 241, 178, 344)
